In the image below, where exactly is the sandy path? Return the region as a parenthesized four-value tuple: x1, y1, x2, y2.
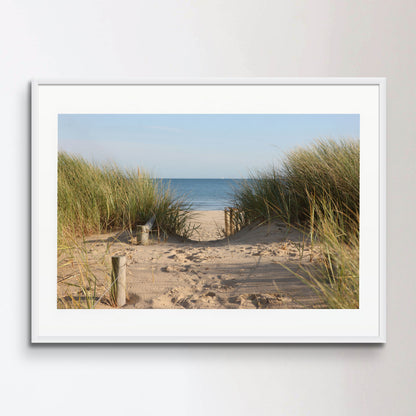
(186, 210, 224, 241)
(58, 211, 326, 309)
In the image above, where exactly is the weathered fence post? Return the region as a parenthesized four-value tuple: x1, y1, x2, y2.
(137, 225, 150, 245)
(224, 207, 230, 237)
(111, 255, 127, 307)
(225, 207, 242, 236)
(237, 209, 242, 231)
(229, 207, 235, 235)
(235, 208, 240, 233)
(137, 215, 156, 245)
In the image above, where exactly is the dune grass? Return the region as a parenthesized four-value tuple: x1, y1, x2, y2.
(58, 152, 194, 242)
(233, 139, 360, 308)
(57, 152, 194, 308)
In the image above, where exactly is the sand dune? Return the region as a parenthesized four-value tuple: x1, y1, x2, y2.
(58, 211, 326, 309)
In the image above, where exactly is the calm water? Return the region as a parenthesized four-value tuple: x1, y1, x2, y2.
(162, 179, 243, 210)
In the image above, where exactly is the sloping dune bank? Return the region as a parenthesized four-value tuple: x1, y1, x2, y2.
(58, 211, 327, 309)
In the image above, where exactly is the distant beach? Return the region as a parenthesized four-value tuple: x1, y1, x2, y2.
(161, 179, 243, 210)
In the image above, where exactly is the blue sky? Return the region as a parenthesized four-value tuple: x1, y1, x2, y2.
(58, 114, 359, 178)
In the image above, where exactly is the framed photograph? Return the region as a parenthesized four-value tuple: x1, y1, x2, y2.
(32, 79, 386, 343)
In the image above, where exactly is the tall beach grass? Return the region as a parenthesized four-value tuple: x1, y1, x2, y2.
(233, 139, 360, 308)
(57, 152, 194, 308)
(58, 152, 194, 242)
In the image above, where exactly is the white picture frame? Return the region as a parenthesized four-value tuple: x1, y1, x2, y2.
(31, 78, 386, 343)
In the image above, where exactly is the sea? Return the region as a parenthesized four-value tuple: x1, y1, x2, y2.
(161, 179, 243, 211)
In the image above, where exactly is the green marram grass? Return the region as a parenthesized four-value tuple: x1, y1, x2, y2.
(58, 152, 194, 242)
(233, 139, 359, 225)
(233, 139, 359, 309)
(58, 152, 195, 308)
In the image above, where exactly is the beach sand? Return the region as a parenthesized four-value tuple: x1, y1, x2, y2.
(185, 210, 225, 241)
(58, 210, 326, 309)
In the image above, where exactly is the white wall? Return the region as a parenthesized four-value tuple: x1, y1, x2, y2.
(1, 1, 415, 415)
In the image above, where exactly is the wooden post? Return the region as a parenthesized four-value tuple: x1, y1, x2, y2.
(224, 207, 230, 237)
(137, 215, 155, 245)
(137, 225, 150, 245)
(111, 256, 127, 307)
(229, 207, 234, 235)
(234, 208, 239, 233)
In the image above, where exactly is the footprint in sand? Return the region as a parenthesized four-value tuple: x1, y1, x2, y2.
(207, 282, 233, 290)
(168, 253, 188, 262)
(227, 293, 285, 308)
(221, 278, 237, 287)
(186, 254, 208, 263)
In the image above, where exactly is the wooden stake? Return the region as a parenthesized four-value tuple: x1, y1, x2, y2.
(224, 208, 230, 237)
(137, 225, 150, 245)
(137, 215, 155, 245)
(229, 207, 234, 235)
(111, 256, 127, 307)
